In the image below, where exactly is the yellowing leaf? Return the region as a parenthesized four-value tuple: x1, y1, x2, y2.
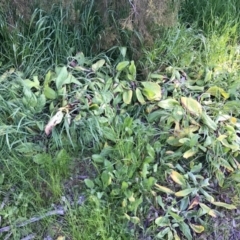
(141, 82, 161, 101)
(200, 189, 215, 203)
(116, 61, 129, 71)
(170, 171, 186, 186)
(206, 86, 229, 99)
(188, 196, 200, 210)
(183, 149, 198, 159)
(158, 99, 179, 109)
(230, 117, 237, 125)
(123, 89, 133, 104)
(175, 188, 196, 197)
(128, 60, 136, 80)
(174, 125, 199, 138)
(173, 232, 181, 240)
(155, 183, 174, 194)
(212, 201, 237, 210)
(167, 136, 182, 147)
(217, 135, 239, 151)
(124, 214, 140, 224)
(91, 59, 105, 72)
(44, 86, 57, 99)
(199, 203, 217, 217)
(56, 236, 66, 240)
(45, 110, 64, 135)
(189, 223, 204, 233)
(181, 97, 202, 117)
(136, 88, 146, 104)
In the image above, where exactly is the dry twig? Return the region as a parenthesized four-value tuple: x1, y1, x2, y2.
(0, 209, 64, 233)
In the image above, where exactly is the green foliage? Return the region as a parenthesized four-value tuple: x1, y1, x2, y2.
(1, 0, 240, 239)
(0, 2, 101, 76)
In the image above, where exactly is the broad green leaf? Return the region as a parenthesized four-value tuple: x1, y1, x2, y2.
(33, 153, 51, 165)
(44, 86, 57, 99)
(141, 163, 149, 178)
(158, 99, 179, 109)
(75, 52, 85, 65)
(119, 47, 127, 58)
(103, 127, 117, 142)
(16, 143, 42, 154)
(23, 87, 37, 106)
(179, 222, 192, 240)
(223, 100, 240, 113)
(155, 216, 169, 226)
(206, 86, 229, 99)
(169, 211, 184, 221)
(167, 230, 174, 240)
(91, 59, 105, 72)
(136, 88, 146, 104)
(231, 171, 240, 183)
(201, 111, 217, 131)
(124, 214, 140, 224)
(89, 104, 99, 110)
(101, 171, 112, 187)
(116, 61, 129, 71)
(38, 94, 46, 106)
(55, 66, 68, 89)
(219, 158, 234, 171)
(189, 223, 204, 233)
(128, 60, 136, 80)
(175, 188, 196, 197)
(44, 70, 54, 86)
(155, 183, 174, 194)
(146, 144, 155, 160)
(170, 170, 186, 186)
(185, 83, 204, 91)
(123, 89, 133, 104)
(180, 197, 189, 211)
(84, 179, 95, 189)
(167, 136, 182, 147)
(200, 189, 215, 203)
(217, 135, 239, 151)
(129, 216, 140, 224)
(23, 78, 40, 89)
(141, 82, 161, 101)
(183, 149, 198, 159)
(157, 196, 166, 210)
(150, 73, 164, 80)
(121, 181, 128, 190)
(181, 97, 202, 117)
(212, 201, 237, 209)
(92, 154, 105, 163)
(199, 203, 217, 217)
(147, 110, 163, 122)
(156, 227, 170, 238)
(204, 68, 212, 82)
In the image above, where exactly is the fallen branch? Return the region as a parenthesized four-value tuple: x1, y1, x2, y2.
(0, 209, 65, 233)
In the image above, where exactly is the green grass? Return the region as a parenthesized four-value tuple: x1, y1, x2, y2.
(1, 0, 240, 239)
(0, 1, 101, 77)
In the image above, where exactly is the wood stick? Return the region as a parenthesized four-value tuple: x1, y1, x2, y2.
(0, 209, 65, 233)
